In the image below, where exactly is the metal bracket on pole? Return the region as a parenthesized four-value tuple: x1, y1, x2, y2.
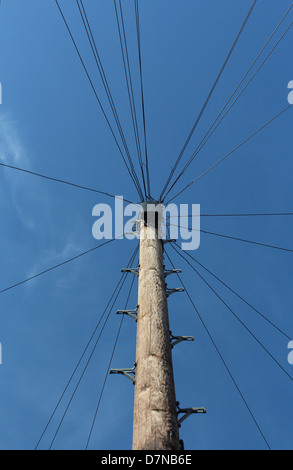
(125, 231, 140, 239)
(164, 269, 182, 278)
(170, 332, 194, 349)
(121, 267, 139, 277)
(116, 307, 138, 322)
(166, 287, 184, 298)
(176, 402, 206, 428)
(130, 219, 140, 231)
(110, 364, 136, 385)
(125, 218, 141, 238)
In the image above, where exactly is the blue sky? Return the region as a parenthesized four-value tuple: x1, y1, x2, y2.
(0, 0, 292, 450)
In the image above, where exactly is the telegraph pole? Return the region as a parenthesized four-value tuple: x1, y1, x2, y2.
(111, 201, 205, 450)
(132, 202, 180, 450)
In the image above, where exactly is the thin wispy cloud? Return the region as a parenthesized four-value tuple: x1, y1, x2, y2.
(0, 113, 38, 230)
(25, 239, 86, 292)
(0, 114, 28, 166)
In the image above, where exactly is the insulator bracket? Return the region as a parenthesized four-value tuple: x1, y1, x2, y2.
(116, 307, 138, 322)
(176, 402, 207, 427)
(121, 267, 139, 277)
(110, 365, 136, 385)
(166, 287, 184, 298)
(170, 332, 194, 349)
(164, 269, 182, 278)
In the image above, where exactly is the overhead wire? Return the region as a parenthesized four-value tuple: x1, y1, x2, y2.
(35, 244, 138, 450)
(159, 0, 259, 201)
(169, 245, 293, 383)
(171, 242, 292, 340)
(0, 161, 133, 204)
(37, 1, 291, 450)
(76, 0, 144, 201)
(0, 238, 118, 296)
(54, 0, 143, 200)
(164, 249, 271, 450)
(46, 244, 138, 449)
(113, 0, 147, 199)
(134, 0, 151, 198)
(163, 10, 293, 200)
(168, 223, 293, 253)
(85, 271, 137, 449)
(166, 104, 292, 203)
(167, 212, 293, 218)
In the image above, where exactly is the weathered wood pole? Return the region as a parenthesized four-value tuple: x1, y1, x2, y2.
(132, 203, 180, 450)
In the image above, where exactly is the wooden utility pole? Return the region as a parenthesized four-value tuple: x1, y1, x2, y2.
(132, 203, 180, 450)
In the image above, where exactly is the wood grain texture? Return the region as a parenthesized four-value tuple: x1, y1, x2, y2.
(132, 222, 180, 450)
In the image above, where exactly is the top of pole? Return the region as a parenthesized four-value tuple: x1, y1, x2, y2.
(141, 200, 160, 211)
(140, 200, 163, 231)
